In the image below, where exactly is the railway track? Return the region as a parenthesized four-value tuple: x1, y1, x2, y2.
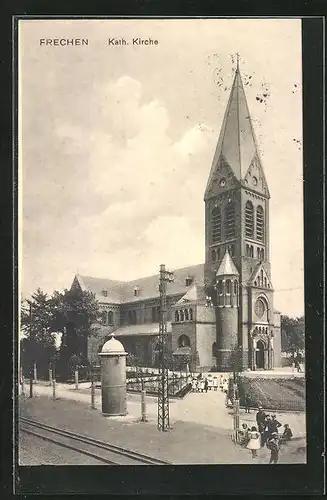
(20, 417, 171, 466)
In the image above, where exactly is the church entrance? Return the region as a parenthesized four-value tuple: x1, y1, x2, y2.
(256, 340, 265, 369)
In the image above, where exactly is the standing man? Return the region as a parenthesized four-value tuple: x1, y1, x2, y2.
(256, 406, 266, 447)
(266, 432, 280, 464)
(270, 414, 282, 435)
(204, 377, 209, 393)
(244, 392, 251, 413)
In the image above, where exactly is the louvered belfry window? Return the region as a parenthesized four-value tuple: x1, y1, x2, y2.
(212, 206, 221, 243)
(225, 203, 236, 239)
(245, 201, 254, 238)
(256, 205, 264, 242)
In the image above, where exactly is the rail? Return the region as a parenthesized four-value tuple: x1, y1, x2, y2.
(20, 417, 171, 465)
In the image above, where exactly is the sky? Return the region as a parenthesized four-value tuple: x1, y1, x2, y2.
(19, 18, 304, 317)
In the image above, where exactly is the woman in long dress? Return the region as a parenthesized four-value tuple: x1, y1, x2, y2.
(246, 426, 261, 458)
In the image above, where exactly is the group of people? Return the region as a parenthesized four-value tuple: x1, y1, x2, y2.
(239, 406, 293, 463)
(191, 374, 229, 393)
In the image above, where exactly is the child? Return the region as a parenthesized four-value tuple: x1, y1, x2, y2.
(266, 432, 280, 464)
(246, 426, 261, 458)
(281, 423, 293, 443)
(239, 423, 250, 447)
(220, 374, 224, 390)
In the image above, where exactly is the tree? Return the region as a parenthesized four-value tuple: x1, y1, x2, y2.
(50, 287, 101, 379)
(21, 286, 101, 380)
(20, 289, 57, 379)
(281, 315, 305, 356)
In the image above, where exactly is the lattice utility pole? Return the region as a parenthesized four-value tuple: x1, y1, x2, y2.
(157, 264, 174, 431)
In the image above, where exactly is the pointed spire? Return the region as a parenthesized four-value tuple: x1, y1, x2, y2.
(236, 52, 240, 72)
(205, 60, 262, 197)
(216, 249, 239, 277)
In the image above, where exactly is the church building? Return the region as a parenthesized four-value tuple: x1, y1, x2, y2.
(70, 63, 281, 372)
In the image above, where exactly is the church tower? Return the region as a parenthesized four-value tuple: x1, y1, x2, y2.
(204, 60, 277, 371)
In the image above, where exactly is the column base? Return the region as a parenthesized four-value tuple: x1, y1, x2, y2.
(215, 349, 250, 372)
(102, 412, 128, 417)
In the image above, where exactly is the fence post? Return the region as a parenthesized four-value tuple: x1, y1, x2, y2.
(33, 362, 37, 383)
(20, 367, 25, 396)
(91, 372, 95, 409)
(52, 378, 56, 401)
(141, 388, 147, 422)
(49, 368, 53, 386)
(75, 369, 79, 390)
(29, 366, 33, 398)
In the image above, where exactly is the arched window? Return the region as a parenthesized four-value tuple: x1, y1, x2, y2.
(212, 207, 221, 243)
(264, 277, 267, 288)
(101, 311, 107, 325)
(260, 248, 264, 261)
(246, 244, 249, 257)
(245, 201, 254, 238)
(175, 311, 180, 322)
(189, 309, 193, 321)
(256, 206, 264, 242)
(108, 311, 113, 325)
(184, 309, 189, 321)
(250, 246, 254, 258)
(211, 249, 216, 262)
(225, 203, 236, 239)
(226, 279, 231, 294)
(257, 247, 260, 260)
(228, 244, 235, 256)
(218, 280, 223, 294)
(178, 335, 190, 348)
(212, 342, 217, 358)
(254, 280, 257, 287)
(234, 280, 238, 295)
(217, 247, 221, 260)
(132, 310, 137, 325)
(180, 310, 185, 322)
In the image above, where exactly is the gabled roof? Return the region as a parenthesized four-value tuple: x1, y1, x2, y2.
(74, 263, 205, 305)
(205, 66, 264, 197)
(248, 262, 273, 289)
(75, 275, 123, 304)
(175, 283, 207, 304)
(216, 250, 239, 277)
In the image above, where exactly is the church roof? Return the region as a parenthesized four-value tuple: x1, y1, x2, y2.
(175, 283, 207, 304)
(216, 250, 239, 276)
(75, 263, 204, 304)
(75, 275, 122, 304)
(205, 66, 262, 195)
(93, 322, 172, 337)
